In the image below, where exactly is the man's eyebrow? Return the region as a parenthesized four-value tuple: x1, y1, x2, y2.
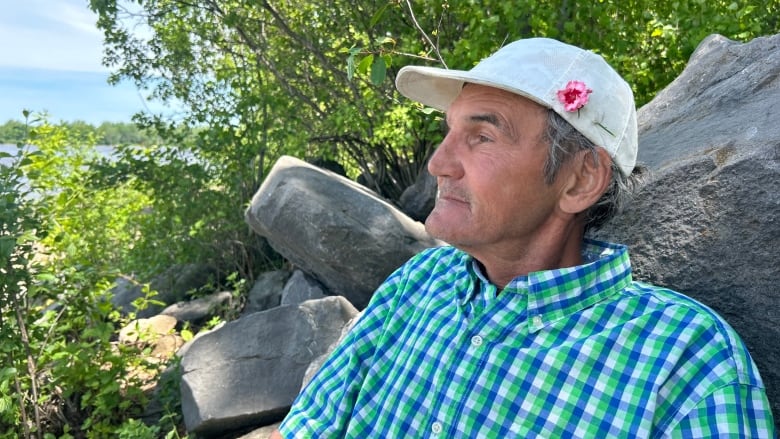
(470, 113, 515, 139)
(443, 112, 512, 137)
(469, 113, 501, 127)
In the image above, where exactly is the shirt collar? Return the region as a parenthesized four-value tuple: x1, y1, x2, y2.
(463, 239, 633, 332)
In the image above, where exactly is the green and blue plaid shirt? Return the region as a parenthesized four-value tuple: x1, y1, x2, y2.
(279, 240, 775, 437)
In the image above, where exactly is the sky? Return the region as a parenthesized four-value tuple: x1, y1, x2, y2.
(0, 0, 169, 125)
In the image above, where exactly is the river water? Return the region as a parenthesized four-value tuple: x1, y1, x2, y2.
(1, 143, 116, 166)
(1, 143, 25, 170)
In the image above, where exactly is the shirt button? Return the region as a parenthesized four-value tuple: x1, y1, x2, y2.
(533, 315, 543, 327)
(471, 335, 483, 346)
(431, 422, 443, 434)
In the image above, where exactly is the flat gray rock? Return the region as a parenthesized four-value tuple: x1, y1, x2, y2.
(180, 296, 358, 437)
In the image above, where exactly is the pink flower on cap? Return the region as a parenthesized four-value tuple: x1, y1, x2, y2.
(557, 80, 593, 112)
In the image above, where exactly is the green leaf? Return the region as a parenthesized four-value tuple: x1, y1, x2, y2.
(0, 367, 17, 380)
(35, 273, 57, 282)
(382, 54, 392, 70)
(357, 54, 374, 75)
(347, 48, 362, 80)
(0, 396, 11, 414)
(369, 3, 389, 28)
(180, 328, 194, 341)
(370, 57, 386, 86)
(378, 36, 395, 46)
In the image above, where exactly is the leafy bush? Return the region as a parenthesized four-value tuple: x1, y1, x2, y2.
(0, 117, 184, 438)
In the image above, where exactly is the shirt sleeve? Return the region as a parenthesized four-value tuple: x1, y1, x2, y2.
(277, 261, 409, 438)
(667, 383, 776, 438)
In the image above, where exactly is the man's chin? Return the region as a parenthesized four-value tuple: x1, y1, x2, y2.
(424, 213, 461, 244)
(424, 216, 444, 240)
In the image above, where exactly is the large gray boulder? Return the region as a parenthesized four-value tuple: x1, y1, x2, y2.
(245, 155, 442, 309)
(180, 295, 359, 437)
(637, 34, 780, 169)
(595, 33, 780, 423)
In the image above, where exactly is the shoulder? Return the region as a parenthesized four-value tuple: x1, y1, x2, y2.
(627, 282, 771, 437)
(624, 281, 763, 387)
(626, 282, 740, 337)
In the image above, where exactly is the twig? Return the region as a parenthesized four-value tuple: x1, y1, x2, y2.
(15, 302, 43, 438)
(404, 0, 448, 68)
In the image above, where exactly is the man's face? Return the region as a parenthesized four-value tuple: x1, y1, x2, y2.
(425, 84, 568, 259)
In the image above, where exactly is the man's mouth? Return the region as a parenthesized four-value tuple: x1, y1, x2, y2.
(436, 188, 469, 205)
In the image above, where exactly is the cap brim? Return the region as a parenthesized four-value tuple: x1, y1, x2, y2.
(396, 65, 551, 111)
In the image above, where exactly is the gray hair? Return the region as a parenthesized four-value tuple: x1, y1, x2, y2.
(541, 110, 646, 232)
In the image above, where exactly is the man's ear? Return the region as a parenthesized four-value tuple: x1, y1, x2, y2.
(558, 147, 612, 215)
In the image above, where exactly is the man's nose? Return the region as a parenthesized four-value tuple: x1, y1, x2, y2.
(427, 135, 463, 179)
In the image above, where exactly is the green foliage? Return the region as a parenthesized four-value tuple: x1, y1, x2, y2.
(383, 0, 778, 107)
(95, 121, 163, 146)
(0, 119, 28, 144)
(115, 419, 159, 439)
(21, 122, 150, 278)
(0, 115, 43, 437)
(89, 0, 434, 201)
(0, 119, 184, 438)
(88, 0, 778, 206)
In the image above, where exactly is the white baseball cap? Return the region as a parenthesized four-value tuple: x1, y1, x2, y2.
(395, 38, 638, 176)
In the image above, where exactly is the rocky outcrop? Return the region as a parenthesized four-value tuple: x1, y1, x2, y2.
(170, 155, 445, 437)
(635, 34, 780, 170)
(244, 155, 443, 309)
(593, 33, 780, 422)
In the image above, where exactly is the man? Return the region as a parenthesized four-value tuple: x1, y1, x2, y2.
(271, 38, 775, 437)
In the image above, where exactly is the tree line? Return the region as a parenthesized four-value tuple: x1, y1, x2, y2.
(0, 118, 160, 146)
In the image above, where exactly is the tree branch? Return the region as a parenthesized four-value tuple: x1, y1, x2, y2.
(404, 0, 448, 68)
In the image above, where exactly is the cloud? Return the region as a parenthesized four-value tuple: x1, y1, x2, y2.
(47, 1, 105, 37)
(0, 0, 181, 123)
(0, 0, 106, 72)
